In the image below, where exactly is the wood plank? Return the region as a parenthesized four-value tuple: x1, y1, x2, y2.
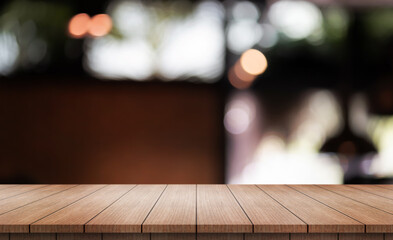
(0, 186, 17, 191)
(291, 185, 393, 233)
(0, 185, 46, 201)
(375, 185, 393, 191)
(0, 185, 105, 233)
(290, 234, 337, 240)
(197, 185, 252, 233)
(349, 185, 393, 199)
(245, 233, 289, 240)
(0, 185, 76, 215)
(32, 185, 134, 233)
(57, 234, 101, 240)
(228, 185, 306, 233)
(339, 233, 383, 240)
(143, 185, 196, 233)
(0, 234, 8, 240)
(103, 234, 149, 240)
(9, 234, 55, 240)
(257, 185, 363, 233)
(151, 233, 194, 240)
(86, 185, 166, 233)
(198, 233, 243, 240)
(318, 185, 393, 216)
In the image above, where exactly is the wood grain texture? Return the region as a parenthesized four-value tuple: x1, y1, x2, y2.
(258, 185, 363, 233)
(0, 185, 46, 201)
(349, 185, 393, 199)
(0, 185, 105, 233)
(0, 186, 16, 191)
(0, 185, 76, 215)
(9, 234, 55, 240)
(291, 185, 393, 233)
(32, 185, 134, 233)
(291, 234, 337, 240)
(143, 185, 196, 233)
(0, 234, 8, 240)
(375, 185, 393, 191)
(198, 233, 243, 240)
(228, 185, 306, 233)
(57, 234, 101, 240)
(151, 233, 194, 240)
(86, 185, 166, 233)
(197, 185, 252, 233)
(103, 234, 149, 240)
(338, 233, 383, 240)
(245, 233, 289, 240)
(318, 185, 393, 216)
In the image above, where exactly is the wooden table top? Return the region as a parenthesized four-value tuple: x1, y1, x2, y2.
(0, 184, 392, 234)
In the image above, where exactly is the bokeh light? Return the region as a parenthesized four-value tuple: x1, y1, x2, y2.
(68, 13, 91, 38)
(268, 0, 323, 40)
(88, 14, 113, 37)
(240, 49, 268, 76)
(86, 0, 225, 82)
(228, 66, 253, 90)
(0, 32, 19, 76)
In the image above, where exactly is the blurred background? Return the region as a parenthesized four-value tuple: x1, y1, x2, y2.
(1, 0, 393, 184)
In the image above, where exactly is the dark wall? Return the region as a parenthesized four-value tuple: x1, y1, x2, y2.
(0, 82, 223, 184)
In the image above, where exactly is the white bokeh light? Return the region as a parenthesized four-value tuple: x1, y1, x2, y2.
(231, 1, 260, 21)
(268, 0, 323, 40)
(227, 20, 263, 54)
(85, 37, 155, 80)
(85, 0, 225, 82)
(0, 32, 19, 76)
(158, 1, 225, 81)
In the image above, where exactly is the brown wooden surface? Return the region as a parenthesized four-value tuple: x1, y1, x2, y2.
(0, 185, 392, 235)
(0, 185, 76, 215)
(0, 186, 16, 191)
(0, 185, 46, 201)
(350, 185, 393, 199)
(258, 185, 364, 233)
(31, 185, 134, 233)
(143, 185, 196, 233)
(228, 185, 306, 233)
(0, 185, 104, 233)
(290, 185, 393, 233)
(197, 185, 252, 233)
(319, 185, 393, 217)
(85, 185, 166, 233)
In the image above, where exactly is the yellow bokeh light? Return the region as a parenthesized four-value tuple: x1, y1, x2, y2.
(240, 49, 268, 76)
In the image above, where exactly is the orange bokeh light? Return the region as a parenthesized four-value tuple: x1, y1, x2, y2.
(228, 65, 253, 90)
(234, 61, 256, 83)
(68, 13, 91, 38)
(88, 14, 112, 37)
(240, 49, 268, 76)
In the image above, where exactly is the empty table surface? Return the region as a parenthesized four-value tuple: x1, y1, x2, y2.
(0, 184, 392, 235)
